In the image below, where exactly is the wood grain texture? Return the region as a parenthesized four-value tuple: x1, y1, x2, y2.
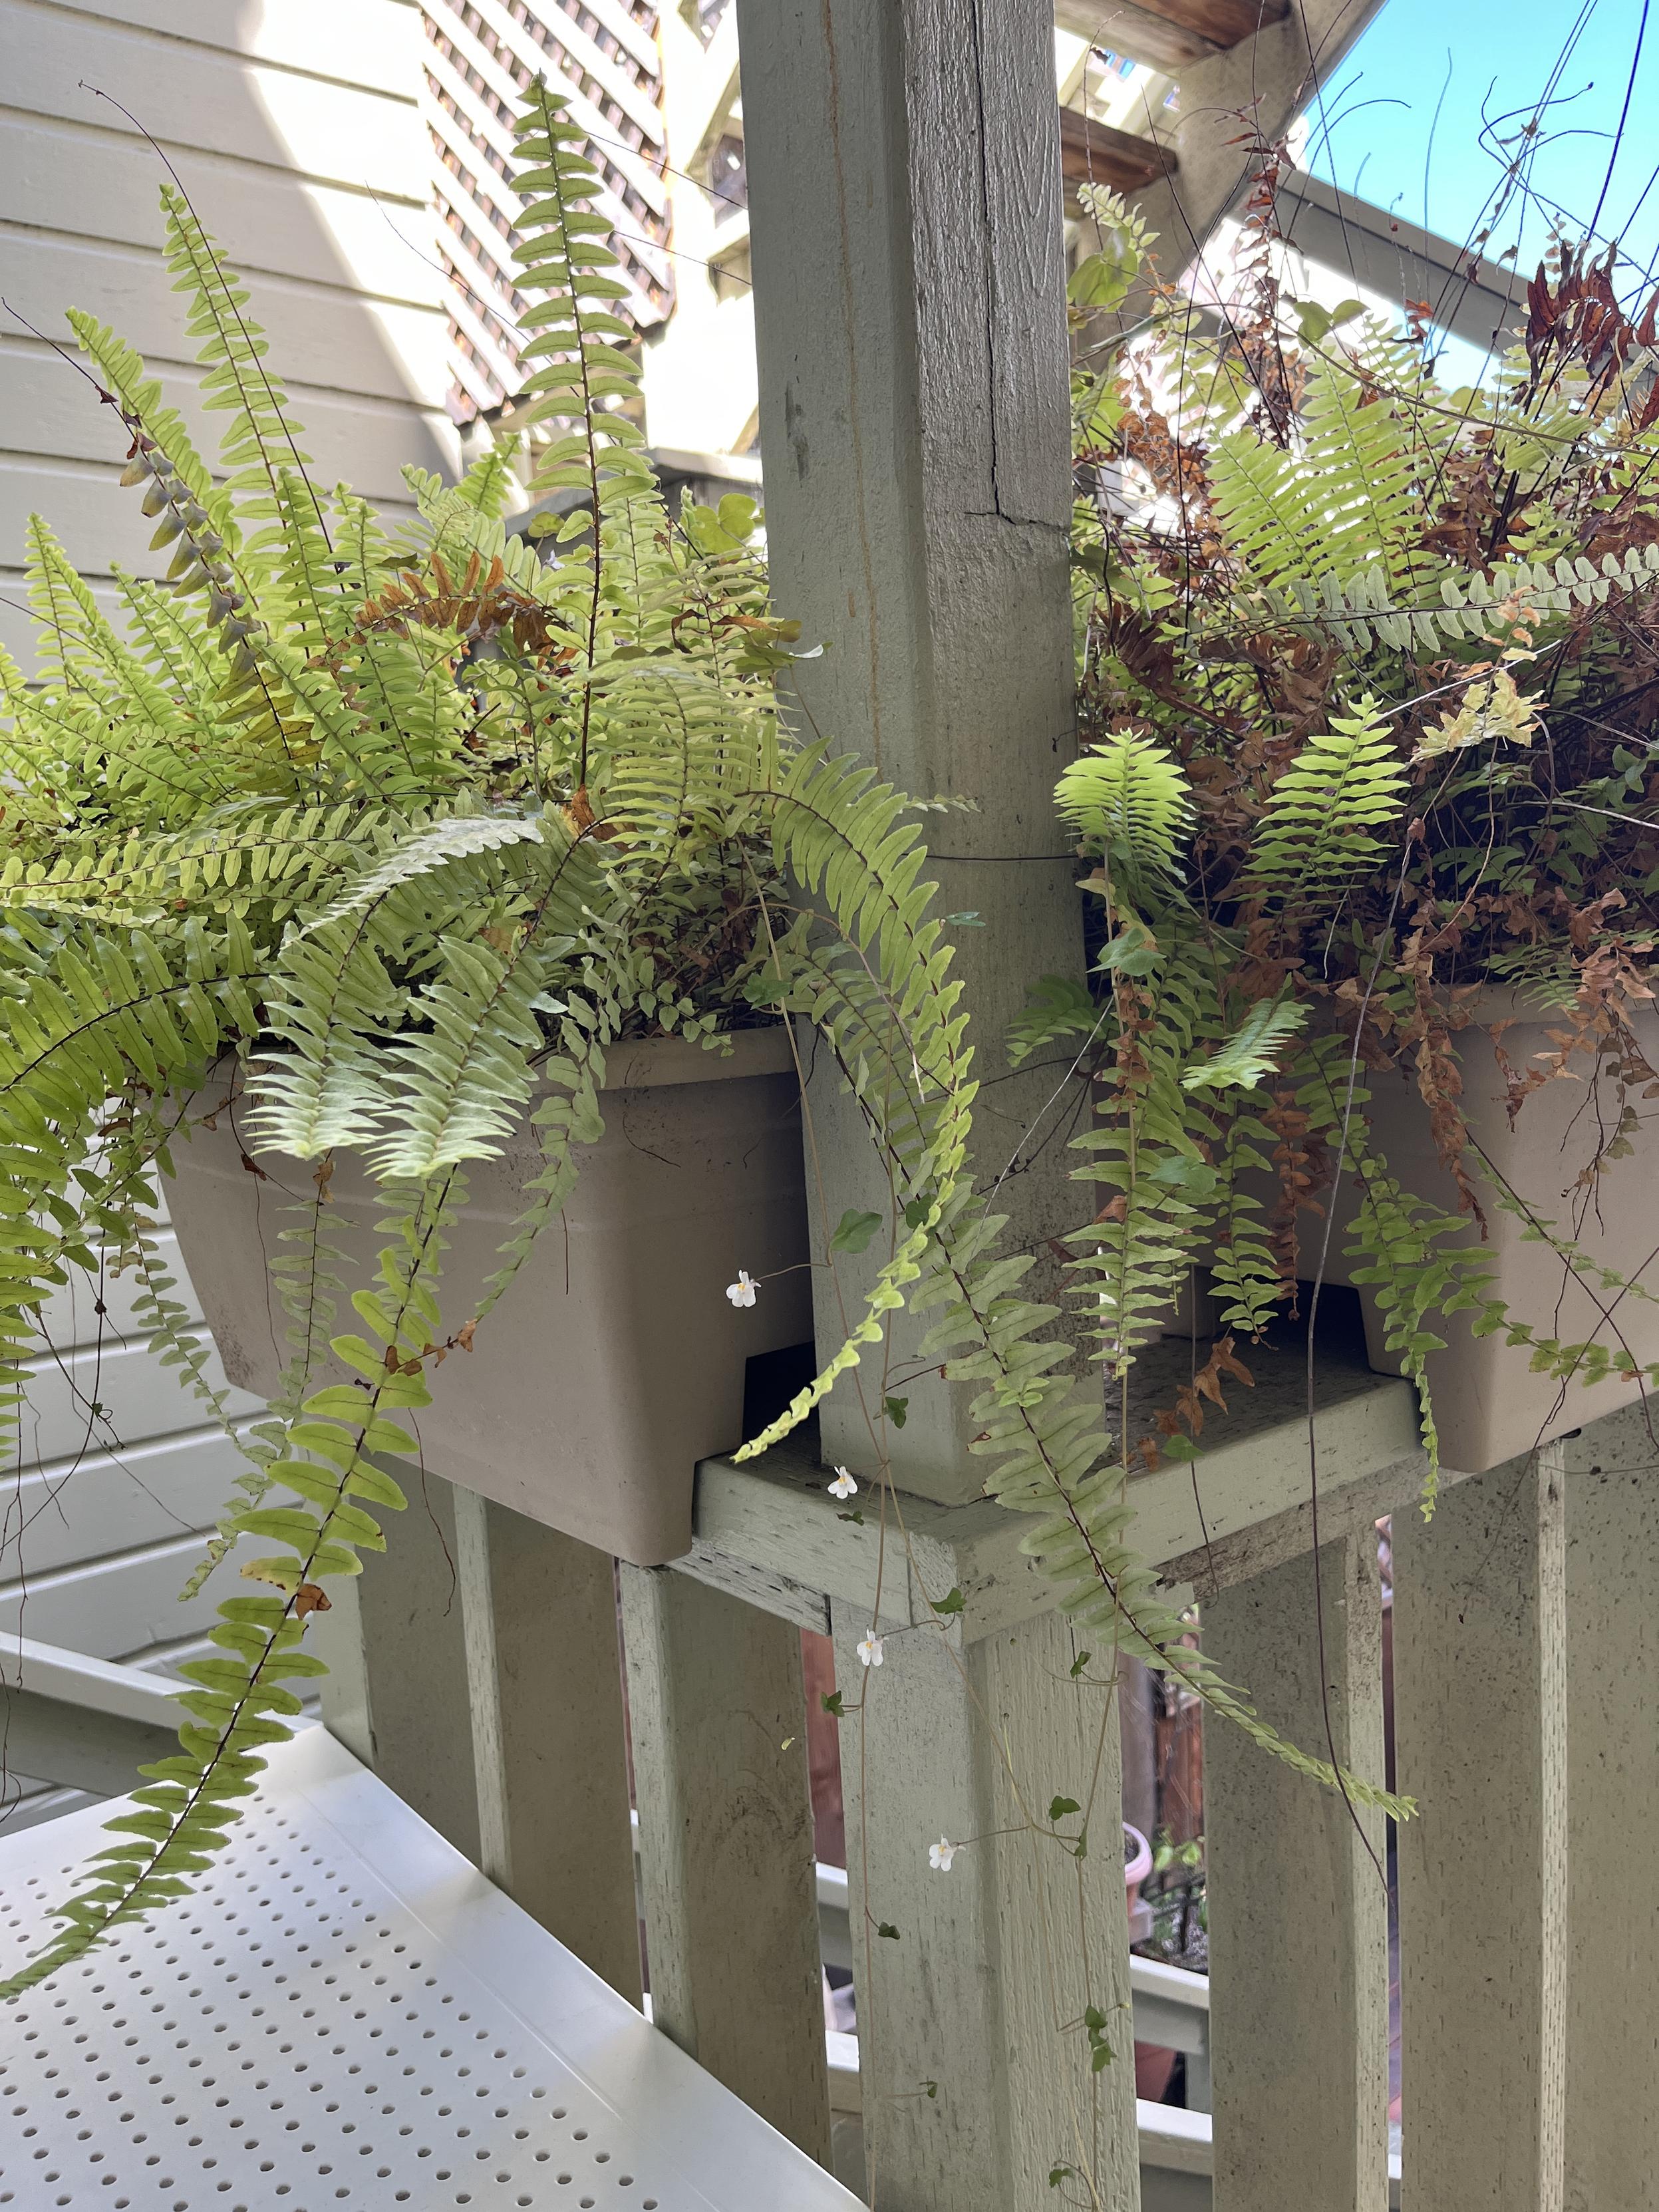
(619, 1565, 832, 2164)
(1124, 0, 1390, 263)
(689, 1337, 1419, 1643)
(1054, 0, 1223, 65)
(311, 1464, 482, 1863)
(1202, 1536, 1388, 2212)
(1055, 0, 1288, 63)
(1562, 1410, 1659, 2212)
(668, 1533, 832, 1635)
(455, 1494, 642, 2006)
(1393, 1449, 1568, 2212)
(736, 0, 1088, 1503)
(832, 1599, 1139, 2210)
(1058, 107, 1176, 192)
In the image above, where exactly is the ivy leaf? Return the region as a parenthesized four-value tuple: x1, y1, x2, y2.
(883, 1394, 909, 1428)
(1095, 919, 1163, 975)
(922, 2079, 939, 2100)
(1069, 1650, 1092, 1678)
(1295, 296, 1364, 344)
(877, 1921, 901, 1941)
(929, 1585, 965, 1616)
(821, 1690, 845, 1718)
(1148, 1152, 1219, 1195)
(1049, 2169, 1073, 2189)
(830, 1207, 883, 1255)
(1066, 230, 1137, 310)
(837, 1507, 866, 1525)
(1048, 1795, 1082, 1821)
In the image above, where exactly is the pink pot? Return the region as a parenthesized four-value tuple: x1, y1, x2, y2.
(1124, 1819, 1153, 1943)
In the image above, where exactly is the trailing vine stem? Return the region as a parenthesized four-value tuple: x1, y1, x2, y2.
(2, 106, 1531, 2009)
(1051, 186, 1659, 1519)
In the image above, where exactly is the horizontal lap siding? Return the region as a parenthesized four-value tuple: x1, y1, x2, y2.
(1, 3, 448, 1806)
(0, 0, 457, 663)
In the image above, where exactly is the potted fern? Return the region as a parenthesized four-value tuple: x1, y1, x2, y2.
(0, 86, 1002, 1988)
(1041, 190, 1659, 1487)
(0, 111, 1408, 2001)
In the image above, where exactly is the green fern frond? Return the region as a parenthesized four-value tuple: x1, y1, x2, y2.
(1246, 700, 1407, 904)
(1055, 729, 1191, 882)
(1182, 994, 1308, 1090)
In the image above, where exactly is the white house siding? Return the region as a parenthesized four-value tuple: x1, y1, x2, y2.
(0, 0, 458, 1823)
(0, 0, 459, 664)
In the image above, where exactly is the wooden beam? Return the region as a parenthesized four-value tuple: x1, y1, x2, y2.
(1392, 1448, 1569, 2210)
(1203, 1536, 1390, 2212)
(684, 1333, 1422, 1643)
(1055, 0, 1288, 72)
(1058, 105, 1176, 194)
(1122, 0, 1392, 268)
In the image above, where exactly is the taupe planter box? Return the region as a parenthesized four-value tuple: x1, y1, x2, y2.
(168, 1028, 812, 1565)
(1323, 1002, 1659, 1473)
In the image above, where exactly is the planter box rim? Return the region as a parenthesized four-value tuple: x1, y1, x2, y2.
(219, 1021, 798, 1107)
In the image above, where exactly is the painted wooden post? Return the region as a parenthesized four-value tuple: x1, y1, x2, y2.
(618, 1563, 832, 2163)
(830, 1598, 1139, 2211)
(735, 10, 1140, 2198)
(1561, 1408, 1659, 2211)
(735, 0, 1089, 1505)
(1201, 1534, 1389, 2212)
(452, 1490, 642, 2005)
(1392, 1448, 1568, 2212)
(313, 1461, 481, 1860)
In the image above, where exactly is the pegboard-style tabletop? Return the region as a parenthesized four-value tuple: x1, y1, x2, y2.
(0, 1725, 859, 2211)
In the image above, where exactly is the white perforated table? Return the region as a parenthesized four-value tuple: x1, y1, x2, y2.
(0, 1725, 861, 2211)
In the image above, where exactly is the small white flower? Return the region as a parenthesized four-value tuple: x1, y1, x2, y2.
(857, 1631, 884, 1668)
(928, 1835, 957, 1873)
(828, 1466, 857, 1500)
(726, 1269, 758, 1308)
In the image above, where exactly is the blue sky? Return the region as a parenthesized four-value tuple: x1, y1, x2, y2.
(1302, 0, 1659, 289)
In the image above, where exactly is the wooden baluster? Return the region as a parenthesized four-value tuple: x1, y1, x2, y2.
(453, 1492, 641, 2004)
(619, 1565, 831, 2163)
(313, 1462, 480, 1859)
(831, 1599, 1140, 2211)
(1392, 1448, 1568, 2211)
(1562, 1410, 1659, 2209)
(1203, 1533, 1390, 2212)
